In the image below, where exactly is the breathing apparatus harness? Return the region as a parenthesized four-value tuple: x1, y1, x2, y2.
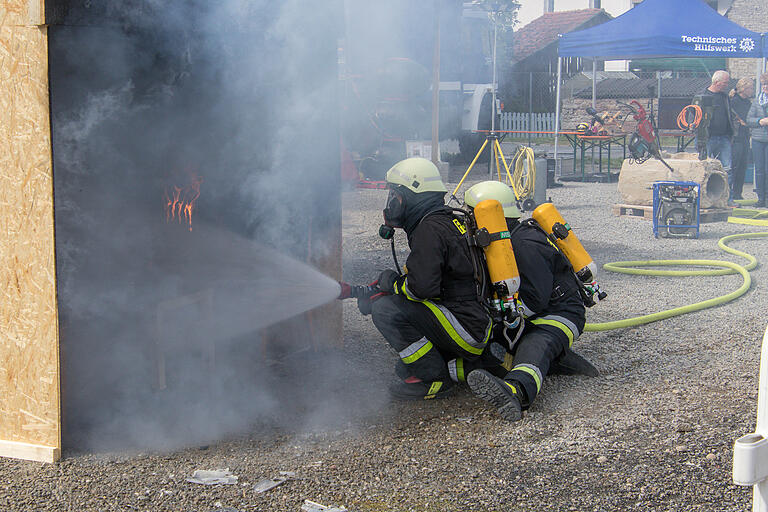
(379, 204, 490, 305)
(522, 218, 605, 308)
(458, 204, 527, 352)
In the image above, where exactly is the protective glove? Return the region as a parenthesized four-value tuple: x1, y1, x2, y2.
(377, 269, 401, 294)
(357, 279, 385, 316)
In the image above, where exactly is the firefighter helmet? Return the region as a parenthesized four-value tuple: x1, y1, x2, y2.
(385, 157, 447, 193)
(464, 180, 521, 219)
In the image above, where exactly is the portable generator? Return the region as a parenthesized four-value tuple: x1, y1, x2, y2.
(652, 181, 700, 239)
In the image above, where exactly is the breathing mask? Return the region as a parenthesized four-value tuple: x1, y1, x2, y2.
(382, 186, 406, 230)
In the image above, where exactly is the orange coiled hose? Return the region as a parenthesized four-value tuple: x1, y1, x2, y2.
(677, 104, 702, 131)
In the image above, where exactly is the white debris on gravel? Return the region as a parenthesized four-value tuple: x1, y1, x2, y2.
(186, 468, 238, 485)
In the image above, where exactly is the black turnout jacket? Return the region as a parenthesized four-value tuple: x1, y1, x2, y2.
(398, 209, 491, 342)
(508, 220, 586, 333)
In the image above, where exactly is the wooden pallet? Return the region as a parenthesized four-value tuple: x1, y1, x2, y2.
(612, 204, 732, 223)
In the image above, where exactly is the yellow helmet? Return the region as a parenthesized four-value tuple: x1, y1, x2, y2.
(385, 157, 447, 193)
(464, 181, 521, 219)
(576, 122, 590, 133)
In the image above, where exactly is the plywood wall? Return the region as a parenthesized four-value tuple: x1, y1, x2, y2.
(1, 0, 44, 26)
(0, 1, 60, 463)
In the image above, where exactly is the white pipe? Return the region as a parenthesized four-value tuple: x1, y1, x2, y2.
(554, 56, 562, 175)
(733, 324, 768, 512)
(491, 18, 497, 133)
(431, 1, 440, 165)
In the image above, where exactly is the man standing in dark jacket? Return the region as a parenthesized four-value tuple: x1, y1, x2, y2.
(462, 181, 593, 422)
(371, 158, 493, 400)
(747, 73, 768, 207)
(729, 78, 755, 200)
(696, 70, 736, 204)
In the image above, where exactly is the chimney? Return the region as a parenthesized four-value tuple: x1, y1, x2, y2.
(543, 0, 554, 13)
(589, 0, 602, 7)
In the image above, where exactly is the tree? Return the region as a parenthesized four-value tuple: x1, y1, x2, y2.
(470, 0, 520, 31)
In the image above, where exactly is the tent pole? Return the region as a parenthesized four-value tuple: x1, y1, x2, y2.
(554, 56, 562, 177)
(592, 59, 596, 110)
(431, 0, 440, 165)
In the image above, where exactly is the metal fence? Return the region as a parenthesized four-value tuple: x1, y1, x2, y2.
(501, 70, 714, 111)
(499, 112, 557, 137)
(570, 72, 712, 100)
(501, 72, 559, 113)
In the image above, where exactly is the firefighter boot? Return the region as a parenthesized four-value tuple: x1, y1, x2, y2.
(467, 369, 523, 421)
(488, 342, 514, 375)
(446, 342, 510, 383)
(388, 379, 456, 401)
(548, 348, 599, 377)
(395, 360, 413, 381)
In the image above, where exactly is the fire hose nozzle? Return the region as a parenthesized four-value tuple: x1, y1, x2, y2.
(338, 281, 353, 300)
(337, 280, 387, 316)
(337, 281, 381, 300)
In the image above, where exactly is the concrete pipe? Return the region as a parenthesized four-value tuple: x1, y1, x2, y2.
(617, 152, 729, 209)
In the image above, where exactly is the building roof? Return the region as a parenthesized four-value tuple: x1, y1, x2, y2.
(573, 77, 716, 99)
(513, 9, 608, 63)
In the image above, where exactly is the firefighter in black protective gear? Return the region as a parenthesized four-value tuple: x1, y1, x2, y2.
(463, 181, 597, 422)
(371, 157, 498, 401)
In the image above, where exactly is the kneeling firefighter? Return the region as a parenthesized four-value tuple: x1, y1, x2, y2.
(371, 157, 494, 400)
(463, 181, 597, 422)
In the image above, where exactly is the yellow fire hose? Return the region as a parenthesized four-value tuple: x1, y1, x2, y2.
(584, 232, 768, 332)
(509, 146, 536, 201)
(728, 206, 768, 227)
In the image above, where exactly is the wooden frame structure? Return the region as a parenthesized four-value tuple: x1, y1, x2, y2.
(0, 0, 60, 463)
(0, 0, 342, 464)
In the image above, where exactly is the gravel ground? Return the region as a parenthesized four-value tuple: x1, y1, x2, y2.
(2, 172, 767, 511)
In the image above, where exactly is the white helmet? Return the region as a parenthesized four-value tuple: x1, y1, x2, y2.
(464, 181, 521, 219)
(385, 157, 447, 193)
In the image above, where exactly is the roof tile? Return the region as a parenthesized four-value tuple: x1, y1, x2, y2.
(513, 9, 607, 62)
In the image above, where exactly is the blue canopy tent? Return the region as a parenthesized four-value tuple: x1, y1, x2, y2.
(559, 0, 763, 59)
(551, 0, 766, 165)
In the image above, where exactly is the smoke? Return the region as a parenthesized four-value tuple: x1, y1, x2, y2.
(49, 0, 397, 452)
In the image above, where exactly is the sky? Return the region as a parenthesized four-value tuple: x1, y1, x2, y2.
(516, 0, 632, 28)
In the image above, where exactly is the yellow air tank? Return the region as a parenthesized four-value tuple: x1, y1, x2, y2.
(474, 199, 520, 297)
(532, 202, 597, 283)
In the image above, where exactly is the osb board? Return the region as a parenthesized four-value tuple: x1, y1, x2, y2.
(0, 22, 60, 461)
(308, 218, 343, 346)
(1, 0, 45, 26)
(0, 440, 59, 464)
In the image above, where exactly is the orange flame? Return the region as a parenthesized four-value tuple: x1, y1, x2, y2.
(164, 174, 202, 231)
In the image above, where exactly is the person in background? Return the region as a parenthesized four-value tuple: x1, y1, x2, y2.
(696, 70, 736, 205)
(729, 77, 755, 201)
(747, 73, 768, 208)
